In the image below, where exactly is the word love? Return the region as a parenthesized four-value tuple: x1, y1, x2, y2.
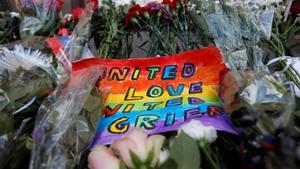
(124, 82, 202, 100)
(105, 82, 203, 117)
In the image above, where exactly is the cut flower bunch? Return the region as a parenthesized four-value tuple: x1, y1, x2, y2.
(0, 0, 300, 169)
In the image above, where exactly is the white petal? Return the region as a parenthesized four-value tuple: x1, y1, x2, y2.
(146, 135, 165, 167)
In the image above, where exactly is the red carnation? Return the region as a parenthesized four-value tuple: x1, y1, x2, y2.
(140, 6, 152, 15)
(290, 2, 300, 14)
(56, 0, 64, 11)
(125, 4, 152, 26)
(86, 0, 99, 11)
(58, 28, 70, 36)
(129, 4, 142, 12)
(71, 7, 84, 21)
(125, 11, 138, 26)
(128, 4, 151, 15)
(162, 0, 179, 10)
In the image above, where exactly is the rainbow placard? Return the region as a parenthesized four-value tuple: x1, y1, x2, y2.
(72, 47, 238, 146)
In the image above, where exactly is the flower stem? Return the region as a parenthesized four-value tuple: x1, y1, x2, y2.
(198, 142, 220, 169)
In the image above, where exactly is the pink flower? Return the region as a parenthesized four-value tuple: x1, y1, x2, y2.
(60, 18, 68, 25)
(88, 146, 120, 169)
(112, 128, 165, 168)
(58, 28, 70, 36)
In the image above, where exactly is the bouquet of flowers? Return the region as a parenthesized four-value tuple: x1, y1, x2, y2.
(93, 0, 204, 58)
(0, 0, 299, 169)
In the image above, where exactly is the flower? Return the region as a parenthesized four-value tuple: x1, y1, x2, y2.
(125, 11, 139, 25)
(136, 0, 163, 6)
(147, 2, 165, 11)
(111, 128, 165, 168)
(291, 2, 300, 14)
(225, 0, 282, 7)
(63, 14, 72, 21)
(56, 0, 64, 11)
(112, 0, 162, 8)
(57, 28, 70, 36)
(0, 45, 53, 73)
(179, 120, 218, 142)
(159, 149, 169, 164)
(71, 7, 84, 21)
(10, 12, 21, 18)
(131, 4, 152, 14)
(125, 4, 152, 25)
(112, 0, 132, 8)
(162, 0, 179, 10)
(88, 145, 120, 169)
(86, 0, 99, 10)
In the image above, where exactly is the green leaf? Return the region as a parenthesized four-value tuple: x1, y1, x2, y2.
(120, 160, 127, 169)
(0, 113, 14, 135)
(160, 159, 178, 169)
(84, 95, 101, 112)
(168, 132, 201, 169)
(145, 146, 155, 166)
(129, 149, 143, 168)
(295, 111, 300, 118)
(25, 137, 33, 150)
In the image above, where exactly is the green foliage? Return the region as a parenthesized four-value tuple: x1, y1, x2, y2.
(164, 132, 200, 169)
(265, 11, 300, 88)
(92, 0, 131, 59)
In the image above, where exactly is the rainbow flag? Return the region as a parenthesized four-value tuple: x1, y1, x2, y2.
(72, 47, 238, 146)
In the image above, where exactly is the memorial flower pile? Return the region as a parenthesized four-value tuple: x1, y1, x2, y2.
(0, 0, 300, 169)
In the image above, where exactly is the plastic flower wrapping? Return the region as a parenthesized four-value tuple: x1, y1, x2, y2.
(0, 0, 300, 169)
(0, 45, 57, 168)
(19, 0, 64, 39)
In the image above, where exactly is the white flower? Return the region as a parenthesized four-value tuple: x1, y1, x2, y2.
(225, 0, 282, 7)
(112, 0, 132, 8)
(88, 146, 120, 169)
(63, 14, 72, 21)
(111, 128, 165, 168)
(107, 0, 163, 8)
(179, 120, 217, 142)
(10, 12, 20, 18)
(159, 149, 169, 164)
(0, 45, 56, 78)
(135, 0, 163, 6)
(255, 0, 282, 6)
